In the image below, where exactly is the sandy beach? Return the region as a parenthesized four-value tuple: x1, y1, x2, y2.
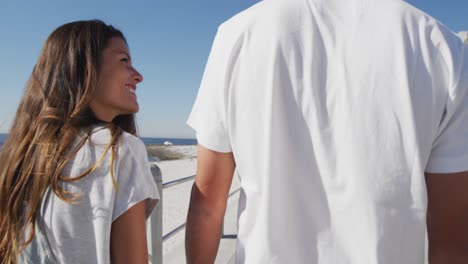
(148, 145, 240, 264)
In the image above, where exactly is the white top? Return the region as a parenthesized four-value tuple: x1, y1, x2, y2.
(187, 0, 468, 263)
(20, 126, 160, 264)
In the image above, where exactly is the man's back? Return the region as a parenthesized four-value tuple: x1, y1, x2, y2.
(187, 0, 468, 263)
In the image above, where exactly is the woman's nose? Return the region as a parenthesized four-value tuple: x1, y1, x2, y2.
(132, 67, 143, 83)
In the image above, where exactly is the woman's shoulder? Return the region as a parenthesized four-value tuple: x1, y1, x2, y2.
(118, 131, 148, 161)
(88, 125, 112, 144)
(87, 126, 147, 158)
(120, 131, 145, 150)
(88, 126, 143, 147)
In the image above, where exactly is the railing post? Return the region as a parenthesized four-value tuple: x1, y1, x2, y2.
(149, 163, 163, 264)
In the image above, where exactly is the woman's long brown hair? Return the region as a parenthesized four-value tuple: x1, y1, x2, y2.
(0, 20, 137, 263)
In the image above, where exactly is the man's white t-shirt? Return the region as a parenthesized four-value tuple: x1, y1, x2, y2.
(188, 0, 468, 263)
(20, 126, 160, 264)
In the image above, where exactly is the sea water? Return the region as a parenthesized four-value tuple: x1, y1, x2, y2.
(0, 134, 196, 146)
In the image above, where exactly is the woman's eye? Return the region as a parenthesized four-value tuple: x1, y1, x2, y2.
(121, 58, 129, 63)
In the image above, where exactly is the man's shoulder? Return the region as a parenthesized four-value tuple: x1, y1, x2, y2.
(378, 0, 453, 35)
(219, 0, 306, 36)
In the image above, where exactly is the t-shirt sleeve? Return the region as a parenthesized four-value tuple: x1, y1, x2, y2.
(112, 136, 160, 221)
(187, 26, 242, 153)
(426, 41, 468, 173)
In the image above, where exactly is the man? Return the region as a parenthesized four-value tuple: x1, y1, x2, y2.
(186, 0, 468, 263)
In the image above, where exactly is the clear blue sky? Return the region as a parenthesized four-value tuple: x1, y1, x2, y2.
(0, 0, 466, 138)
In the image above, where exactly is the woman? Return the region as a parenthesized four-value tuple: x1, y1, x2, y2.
(0, 20, 159, 264)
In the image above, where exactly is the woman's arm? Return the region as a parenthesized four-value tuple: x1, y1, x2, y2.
(110, 200, 149, 264)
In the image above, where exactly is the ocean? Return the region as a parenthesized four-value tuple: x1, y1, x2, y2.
(0, 133, 196, 146)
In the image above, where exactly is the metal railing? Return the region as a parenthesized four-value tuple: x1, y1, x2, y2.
(162, 175, 195, 188)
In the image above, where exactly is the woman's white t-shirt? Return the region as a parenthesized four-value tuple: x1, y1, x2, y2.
(21, 126, 160, 263)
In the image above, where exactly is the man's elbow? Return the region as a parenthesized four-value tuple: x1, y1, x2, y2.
(188, 183, 228, 221)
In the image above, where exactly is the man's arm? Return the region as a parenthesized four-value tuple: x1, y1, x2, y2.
(426, 171, 468, 264)
(186, 144, 236, 264)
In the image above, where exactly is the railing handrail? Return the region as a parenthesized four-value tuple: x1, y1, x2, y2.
(163, 175, 196, 188)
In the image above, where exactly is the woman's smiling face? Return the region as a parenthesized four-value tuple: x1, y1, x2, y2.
(90, 37, 143, 122)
